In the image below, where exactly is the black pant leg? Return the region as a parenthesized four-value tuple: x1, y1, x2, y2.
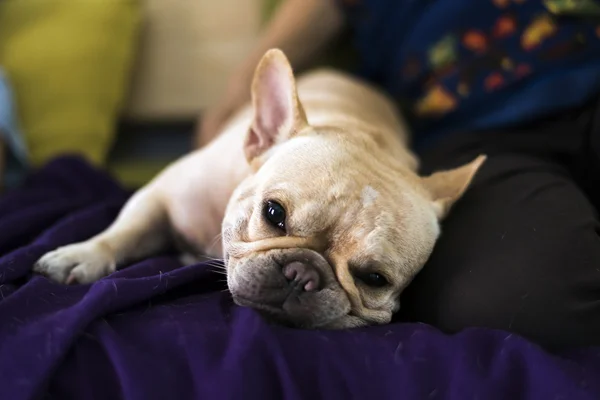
(575, 96, 600, 208)
(400, 116, 600, 349)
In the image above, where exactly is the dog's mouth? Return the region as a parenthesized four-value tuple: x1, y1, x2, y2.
(231, 284, 350, 329)
(232, 294, 370, 330)
(232, 294, 349, 329)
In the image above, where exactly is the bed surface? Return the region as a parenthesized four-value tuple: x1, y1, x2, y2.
(1, 156, 599, 400)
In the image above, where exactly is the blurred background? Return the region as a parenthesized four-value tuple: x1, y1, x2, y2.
(0, 0, 291, 188)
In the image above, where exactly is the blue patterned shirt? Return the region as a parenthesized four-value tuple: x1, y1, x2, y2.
(337, 0, 600, 144)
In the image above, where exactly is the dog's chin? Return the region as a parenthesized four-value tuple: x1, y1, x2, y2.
(232, 295, 368, 330)
(315, 314, 370, 330)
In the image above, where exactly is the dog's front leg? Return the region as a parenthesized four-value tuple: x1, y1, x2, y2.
(34, 187, 170, 284)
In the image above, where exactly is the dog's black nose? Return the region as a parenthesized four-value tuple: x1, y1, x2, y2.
(283, 261, 321, 292)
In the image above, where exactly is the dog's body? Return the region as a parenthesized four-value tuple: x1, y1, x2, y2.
(35, 50, 484, 329)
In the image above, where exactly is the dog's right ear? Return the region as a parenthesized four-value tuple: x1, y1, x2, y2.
(244, 49, 309, 163)
(422, 155, 486, 219)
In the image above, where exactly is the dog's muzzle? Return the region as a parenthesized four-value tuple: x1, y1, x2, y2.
(227, 248, 351, 328)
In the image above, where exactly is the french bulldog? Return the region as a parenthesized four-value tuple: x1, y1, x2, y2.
(34, 49, 485, 329)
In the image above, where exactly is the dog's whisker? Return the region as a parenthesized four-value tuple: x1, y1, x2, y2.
(202, 259, 225, 267)
(208, 233, 223, 250)
(203, 254, 224, 261)
(200, 255, 225, 263)
(209, 261, 226, 268)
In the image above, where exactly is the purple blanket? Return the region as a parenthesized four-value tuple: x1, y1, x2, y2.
(1, 157, 600, 400)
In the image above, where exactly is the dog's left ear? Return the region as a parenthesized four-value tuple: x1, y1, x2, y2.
(421, 155, 486, 219)
(244, 48, 309, 163)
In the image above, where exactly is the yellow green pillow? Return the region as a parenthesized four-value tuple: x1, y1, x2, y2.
(0, 0, 141, 167)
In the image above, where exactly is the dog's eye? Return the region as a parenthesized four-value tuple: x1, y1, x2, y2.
(263, 200, 286, 231)
(358, 272, 388, 288)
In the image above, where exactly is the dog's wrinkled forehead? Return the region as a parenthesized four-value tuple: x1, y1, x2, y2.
(255, 134, 412, 241)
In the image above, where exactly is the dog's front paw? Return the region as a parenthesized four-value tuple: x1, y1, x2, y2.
(33, 241, 116, 285)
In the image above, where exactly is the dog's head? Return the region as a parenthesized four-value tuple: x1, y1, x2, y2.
(222, 49, 485, 329)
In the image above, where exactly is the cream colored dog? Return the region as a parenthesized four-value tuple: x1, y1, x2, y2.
(34, 49, 485, 329)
